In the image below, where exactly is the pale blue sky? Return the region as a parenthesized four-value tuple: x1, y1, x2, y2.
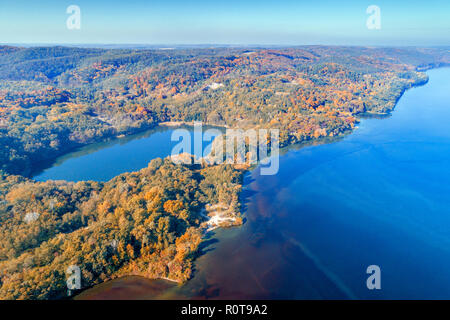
(0, 0, 449, 45)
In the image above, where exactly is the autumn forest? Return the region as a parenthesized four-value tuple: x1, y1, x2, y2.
(0, 45, 449, 299)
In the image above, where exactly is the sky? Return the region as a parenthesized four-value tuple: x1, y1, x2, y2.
(0, 0, 449, 46)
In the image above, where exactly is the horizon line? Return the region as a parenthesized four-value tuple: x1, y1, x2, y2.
(1, 42, 450, 49)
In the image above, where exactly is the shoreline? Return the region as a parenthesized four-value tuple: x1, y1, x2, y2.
(159, 120, 229, 129)
(1, 62, 443, 299)
(24, 70, 435, 181)
(75, 71, 434, 299)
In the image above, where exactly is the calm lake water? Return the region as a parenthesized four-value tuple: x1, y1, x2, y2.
(33, 125, 223, 182)
(76, 68, 450, 299)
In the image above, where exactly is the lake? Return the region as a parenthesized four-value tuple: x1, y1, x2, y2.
(67, 68, 450, 299)
(33, 124, 224, 182)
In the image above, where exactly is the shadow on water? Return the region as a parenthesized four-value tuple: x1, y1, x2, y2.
(356, 112, 392, 120)
(197, 237, 219, 257)
(188, 237, 220, 282)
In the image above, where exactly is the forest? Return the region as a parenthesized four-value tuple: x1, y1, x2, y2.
(0, 159, 243, 299)
(0, 46, 448, 175)
(0, 45, 449, 299)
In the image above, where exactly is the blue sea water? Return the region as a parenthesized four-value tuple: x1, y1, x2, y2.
(67, 68, 450, 299)
(171, 67, 450, 299)
(221, 67, 450, 299)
